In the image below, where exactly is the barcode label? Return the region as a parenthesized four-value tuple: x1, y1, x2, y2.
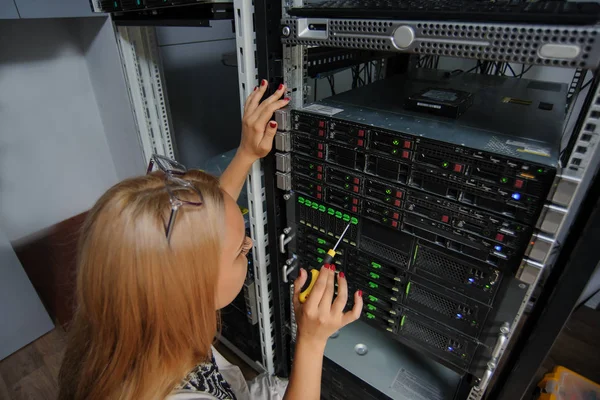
(303, 104, 344, 116)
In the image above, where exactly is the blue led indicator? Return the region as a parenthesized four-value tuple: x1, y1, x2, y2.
(468, 278, 475, 283)
(447, 347, 454, 352)
(494, 245, 503, 252)
(456, 313, 463, 319)
(512, 193, 521, 201)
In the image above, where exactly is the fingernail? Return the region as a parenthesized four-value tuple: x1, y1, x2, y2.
(324, 264, 331, 270)
(284, 97, 291, 101)
(339, 272, 345, 279)
(253, 86, 257, 91)
(357, 290, 363, 297)
(261, 79, 267, 86)
(278, 83, 283, 90)
(331, 265, 336, 272)
(269, 121, 277, 128)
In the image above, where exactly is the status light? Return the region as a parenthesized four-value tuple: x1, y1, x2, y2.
(501, 177, 508, 183)
(447, 347, 454, 352)
(368, 295, 378, 302)
(392, 139, 400, 145)
(456, 313, 463, 319)
(385, 189, 392, 195)
(468, 278, 475, 283)
(442, 162, 449, 168)
(494, 245, 503, 252)
(512, 193, 521, 201)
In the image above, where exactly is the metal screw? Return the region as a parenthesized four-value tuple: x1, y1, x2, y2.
(519, 283, 526, 289)
(283, 194, 291, 200)
(500, 322, 511, 335)
(283, 227, 292, 234)
(282, 26, 291, 37)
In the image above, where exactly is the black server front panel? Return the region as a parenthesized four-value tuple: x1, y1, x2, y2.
(289, 109, 555, 372)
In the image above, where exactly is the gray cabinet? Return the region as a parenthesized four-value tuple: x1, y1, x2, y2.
(14, 0, 98, 18)
(0, 0, 19, 19)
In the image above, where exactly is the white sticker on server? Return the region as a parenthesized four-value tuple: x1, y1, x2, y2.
(391, 368, 444, 400)
(302, 104, 344, 116)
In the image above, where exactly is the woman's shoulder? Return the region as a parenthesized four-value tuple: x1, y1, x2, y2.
(168, 390, 220, 400)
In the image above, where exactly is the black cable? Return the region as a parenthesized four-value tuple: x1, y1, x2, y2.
(506, 63, 517, 77)
(581, 79, 593, 90)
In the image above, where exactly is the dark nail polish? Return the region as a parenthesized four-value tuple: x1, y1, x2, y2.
(331, 265, 336, 272)
(253, 86, 257, 91)
(278, 83, 284, 90)
(261, 79, 267, 86)
(269, 121, 277, 128)
(358, 290, 363, 297)
(284, 97, 291, 101)
(339, 272, 345, 279)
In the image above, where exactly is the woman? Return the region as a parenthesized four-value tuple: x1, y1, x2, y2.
(58, 80, 363, 400)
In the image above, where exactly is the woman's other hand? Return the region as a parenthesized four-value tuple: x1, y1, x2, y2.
(292, 265, 363, 349)
(238, 79, 290, 162)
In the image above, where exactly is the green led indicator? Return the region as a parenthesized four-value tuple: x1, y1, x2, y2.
(392, 139, 400, 145)
(385, 189, 392, 195)
(343, 214, 351, 222)
(317, 238, 326, 245)
(298, 196, 305, 204)
(366, 313, 376, 320)
(537, 168, 543, 173)
(391, 149, 398, 155)
(385, 197, 391, 202)
(501, 177, 508, 184)
(345, 175, 351, 181)
(312, 203, 319, 210)
(334, 211, 342, 219)
(369, 282, 379, 289)
(367, 304, 376, 311)
(305, 200, 312, 207)
(319, 205, 326, 212)
(400, 315, 406, 327)
(351, 217, 359, 225)
(371, 262, 382, 269)
(317, 257, 323, 263)
(114, 1, 117, 7)
(317, 248, 326, 254)
(442, 162, 449, 168)
(472, 320, 478, 326)
(369, 272, 380, 279)
(462, 354, 467, 359)
(382, 217, 388, 222)
(309, 164, 314, 169)
(136, 0, 140, 4)
(485, 284, 490, 288)
(328, 208, 335, 215)
(344, 183, 350, 189)
(405, 282, 412, 295)
(368, 295, 378, 302)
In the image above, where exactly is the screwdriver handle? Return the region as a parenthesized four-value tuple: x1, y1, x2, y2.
(298, 250, 336, 303)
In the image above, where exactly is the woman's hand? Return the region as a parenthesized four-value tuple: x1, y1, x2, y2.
(292, 265, 363, 348)
(238, 79, 290, 162)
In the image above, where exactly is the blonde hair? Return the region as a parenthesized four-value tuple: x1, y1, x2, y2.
(58, 170, 224, 400)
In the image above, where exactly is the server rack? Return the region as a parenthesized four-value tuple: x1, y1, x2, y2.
(89, 1, 600, 398)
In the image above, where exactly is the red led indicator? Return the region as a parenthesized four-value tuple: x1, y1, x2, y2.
(317, 151, 323, 158)
(317, 166, 323, 172)
(317, 193, 322, 199)
(317, 173, 323, 180)
(396, 191, 403, 199)
(495, 233, 505, 242)
(318, 130, 325, 137)
(403, 140, 411, 149)
(357, 139, 364, 147)
(358, 130, 365, 137)
(402, 150, 410, 159)
(352, 198, 359, 205)
(394, 199, 401, 207)
(353, 186, 359, 193)
(353, 177, 360, 184)
(441, 215, 449, 223)
(514, 179, 524, 189)
(318, 143, 324, 150)
(317, 185, 322, 192)
(352, 206, 358, 213)
(454, 164, 463, 173)
(393, 212, 400, 220)
(392, 220, 399, 228)
(319, 121, 325, 128)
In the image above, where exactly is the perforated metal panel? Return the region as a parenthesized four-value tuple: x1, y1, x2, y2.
(281, 18, 600, 69)
(403, 318, 448, 350)
(360, 236, 409, 268)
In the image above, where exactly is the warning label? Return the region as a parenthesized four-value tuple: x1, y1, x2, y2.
(391, 368, 445, 400)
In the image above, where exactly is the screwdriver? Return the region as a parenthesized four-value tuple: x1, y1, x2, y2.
(299, 222, 352, 304)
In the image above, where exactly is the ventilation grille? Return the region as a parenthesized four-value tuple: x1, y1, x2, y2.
(408, 284, 464, 318)
(402, 318, 449, 350)
(360, 236, 409, 268)
(415, 246, 470, 284)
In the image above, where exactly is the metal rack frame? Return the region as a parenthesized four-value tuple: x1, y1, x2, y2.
(114, 9, 277, 374)
(257, 2, 600, 399)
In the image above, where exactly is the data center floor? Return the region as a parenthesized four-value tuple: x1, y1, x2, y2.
(0, 307, 597, 399)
